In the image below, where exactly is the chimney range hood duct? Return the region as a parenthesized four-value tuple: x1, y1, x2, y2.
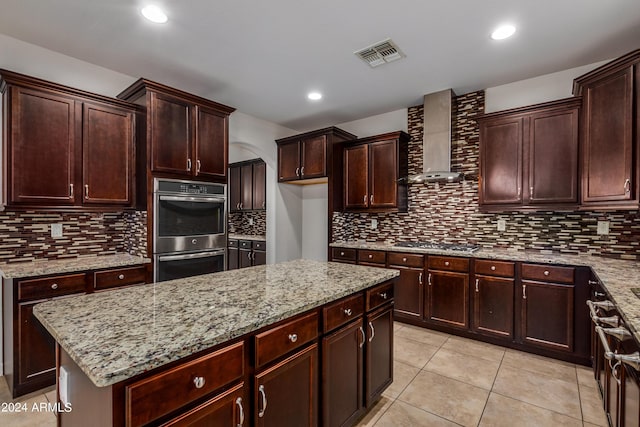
(406, 89, 464, 183)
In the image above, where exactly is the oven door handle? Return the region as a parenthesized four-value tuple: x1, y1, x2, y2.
(159, 195, 225, 203)
(158, 250, 226, 262)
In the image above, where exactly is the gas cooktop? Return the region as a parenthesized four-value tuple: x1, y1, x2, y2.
(394, 241, 481, 253)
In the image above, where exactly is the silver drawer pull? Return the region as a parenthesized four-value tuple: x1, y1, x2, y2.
(368, 254, 373, 259)
(624, 178, 631, 193)
(402, 257, 407, 262)
(543, 270, 550, 276)
(444, 261, 450, 266)
(51, 283, 59, 290)
(258, 385, 267, 417)
(118, 274, 125, 280)
(475, 278, 479, 293)
(522, 284, 526, 299)
(84, 184, 89, 199)
(418, 272, 423, 285)
(428, 273, 432, 286)
(193, 376, 205, 389)
(380, 292, 387, 299)
(358, 326, 365, 348)
(236, 397, 244, 426)
(344, 308, 352, 316)
(340, 251, 345, 256)
(368, 321, 375, 342)
(490, 265, 496, 271)
(594, 291, 606, 298)
(301, 166, 305, 176)
(288, 334, 298, 343)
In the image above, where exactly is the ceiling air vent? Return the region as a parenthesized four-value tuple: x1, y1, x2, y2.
(354, 38, 405, 68)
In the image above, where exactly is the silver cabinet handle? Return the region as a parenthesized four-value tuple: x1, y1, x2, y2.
(69, 183, 74, 198)
(51, 283, 58, 290)
(588, 280, 599, 285)
(193, 376, 205, 389)
(594, 291, 606, 298)
(368, 254, 373, 259)
(530, 186, 533, 198)
(84, 184, 89, 199)
(344, 308, 352, 316)
(262, 201, 266, 209)
(187, 158, 192, 171)
(380, 292, 387, 299)
(300, 166, 305, 176)
(370, 194, 373, 204)
(288, 333, 298, 343)
(340, 251, 345, 256)
(445, 261, 450, 266)
(358, 326, 365, 348)
(247, 252, 252, 259)
(196, 159, 201, 173)
(475, 278, 479, 293)
(418, 272, 423, 285)
(363, 194, 367, 204)
(490, 265, 496, 271)
(517, 186, 521, 197)
(402, 257, 407, 262)
(239, 202, 243, 210)
(118, 274, 125, 280)
(258, 384, 267, 417)
(543, 270, 550, 276)
(625, 178, 631, 193)
(295, 167, 300, 177)
(368, 321, 375, 342)
(428, 273, 432, 286)
(522, 284, 527, 299)
(236, 397, 244, 427)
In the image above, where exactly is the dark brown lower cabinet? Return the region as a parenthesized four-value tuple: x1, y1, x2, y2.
(365, 304, 393, 406)
(472, 275, 514, 339)
(521, 280, 574, 352)
(392, 268, 423, 320)
(254, 250, 266, 266)
(17, 301, 56, 388)
(240, 248, 253, 269)
(426, 270, 469, 329)
(255, 344, 318, 427)
(161, 382, 247, 427)
(322, 320, 364, 427)
(228, 246, 239, 270)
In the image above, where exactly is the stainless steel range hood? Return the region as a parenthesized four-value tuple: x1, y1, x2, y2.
(407, 89, 464, 183)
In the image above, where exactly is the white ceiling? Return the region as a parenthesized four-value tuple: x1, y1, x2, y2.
(1, 0, 639, 131)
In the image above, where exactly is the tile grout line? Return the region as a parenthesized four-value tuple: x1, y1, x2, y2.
(476, 347, 507, 426)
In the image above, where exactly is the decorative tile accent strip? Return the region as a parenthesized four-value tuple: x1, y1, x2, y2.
(332, 90, 640, 260)
(228, 211, 266, 236)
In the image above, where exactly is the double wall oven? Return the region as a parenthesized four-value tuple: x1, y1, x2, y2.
(153, 178, 227, 282)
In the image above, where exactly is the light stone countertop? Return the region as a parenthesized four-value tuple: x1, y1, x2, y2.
(33, 259, 398, 387)
(229, 234, 266, 241)
(331, 241, 640, 343)
(0, 254, 151, 279)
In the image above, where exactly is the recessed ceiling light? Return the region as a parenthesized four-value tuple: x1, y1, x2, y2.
(141, 5, 168, 24)
(491, 24, 516, 40)
(307, 92, 322, 101)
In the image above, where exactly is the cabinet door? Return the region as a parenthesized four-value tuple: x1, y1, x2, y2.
(521, 280, 574, 352)
(195, 105, 228, 180)
(300, 135, 327, 179)
(150, 91, 192, 175)
(255, 344, 318, 427)
(278, 141, 301, 181)
(365, 305, 393, 407)
(479, 117, 523, 204)
(82, 102, 134, 205)
(161, 382, 246, 427)
(427, 271, 469, 329)
(392, 268, 423, 319)
(17, 301, 56, 386)
(473, 276, 514, 339)
(241, 163, 253, 210)
(528, 108, 579, 204)
(9, 86, 76, 205)
(253, 250, 266, 266)
(369, 139, 397, 208)
(582, 67, 634, 203)
(228, 247, 239, 270)
(253, 161, 266, 210)
(239, 249, 252, 269)
(344, 145, 369, 209)
(322, 320, 364, 427)
(229, 165, 242, 212)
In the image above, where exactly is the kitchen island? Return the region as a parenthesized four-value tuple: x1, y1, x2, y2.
(33, 259, 398, 426)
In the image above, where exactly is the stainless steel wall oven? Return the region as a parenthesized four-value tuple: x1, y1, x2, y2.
(153, 178, 226, 282)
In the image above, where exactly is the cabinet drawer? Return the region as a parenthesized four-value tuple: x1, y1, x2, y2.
(126, 341, 244, 427)
(252, 240, 266, 251)
(387, 252, 424, 268)
(18, 273, 87, 301)
(239, 240, 252, 250)
(255, 312, 318, 368)
(522, 264, 574, 284)
(228, 239, 238, 248)
(358, 250, 386, 265)
(428, 256, 469, 272)
(331, 248, 356, 263)
(323, 293, 365, 332)
(94, 266, 147, 291)
(474, 260, 515, 277)
(366, 281, 394, 311)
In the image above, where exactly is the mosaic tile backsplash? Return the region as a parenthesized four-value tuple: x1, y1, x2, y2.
(332, 90, 640, 260)
(0, 210, 147, 263)
(228, 211, 266, 236)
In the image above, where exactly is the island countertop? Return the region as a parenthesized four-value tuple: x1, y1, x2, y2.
(33, 259, 398, 388)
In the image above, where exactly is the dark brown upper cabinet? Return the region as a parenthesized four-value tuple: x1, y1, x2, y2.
(478, 97, 580, 211)
(229, 159, 266, 212)
(343, 131, 409, 212)
(117, 79, 235, 183)
(573, 49, 640, 210)
(0, 70, 138, 210)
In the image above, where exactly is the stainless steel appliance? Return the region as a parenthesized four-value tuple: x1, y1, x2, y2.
(153, 178, 227, 282)
(394, 241, 480, 253)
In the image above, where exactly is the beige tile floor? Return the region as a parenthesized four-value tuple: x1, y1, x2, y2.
(0, 322, 608, 426)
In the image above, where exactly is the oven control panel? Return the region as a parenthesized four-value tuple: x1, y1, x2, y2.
(156, 179, 225, 196)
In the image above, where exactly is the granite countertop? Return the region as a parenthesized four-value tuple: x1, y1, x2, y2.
(33, 259, 398, 388)
(331, 241, 640, 343)
(229, 234, 266, 241)
(0, 253, 151, 279)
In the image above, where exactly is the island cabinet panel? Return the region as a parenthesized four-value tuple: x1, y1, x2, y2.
(17, 301, 56, 386)
(254, 312, 319, 368)
(330, 248, 356, 264)
(365, 304, 393, 406)
(125, 341, 244, 427)
(323, 293, 365, 333)
(387, 252, 424, 320)
(93, 266, 147, 291)
(254, 344, 319, 427)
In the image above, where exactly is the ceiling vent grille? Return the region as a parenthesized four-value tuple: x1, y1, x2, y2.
(354, 38, 405, 68)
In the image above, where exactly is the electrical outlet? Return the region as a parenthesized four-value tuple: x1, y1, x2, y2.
(597, 221, 610, 235)
(371, 219, 378, 230)
(51, 223, 63, 238)
(497, 219, 506, 232)
(59, 366, 70, 406)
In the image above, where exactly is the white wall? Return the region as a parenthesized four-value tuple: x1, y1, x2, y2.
(485, 60, 609, 113)
(336, 109, 408, 138)
(302, 184, 328, 261)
